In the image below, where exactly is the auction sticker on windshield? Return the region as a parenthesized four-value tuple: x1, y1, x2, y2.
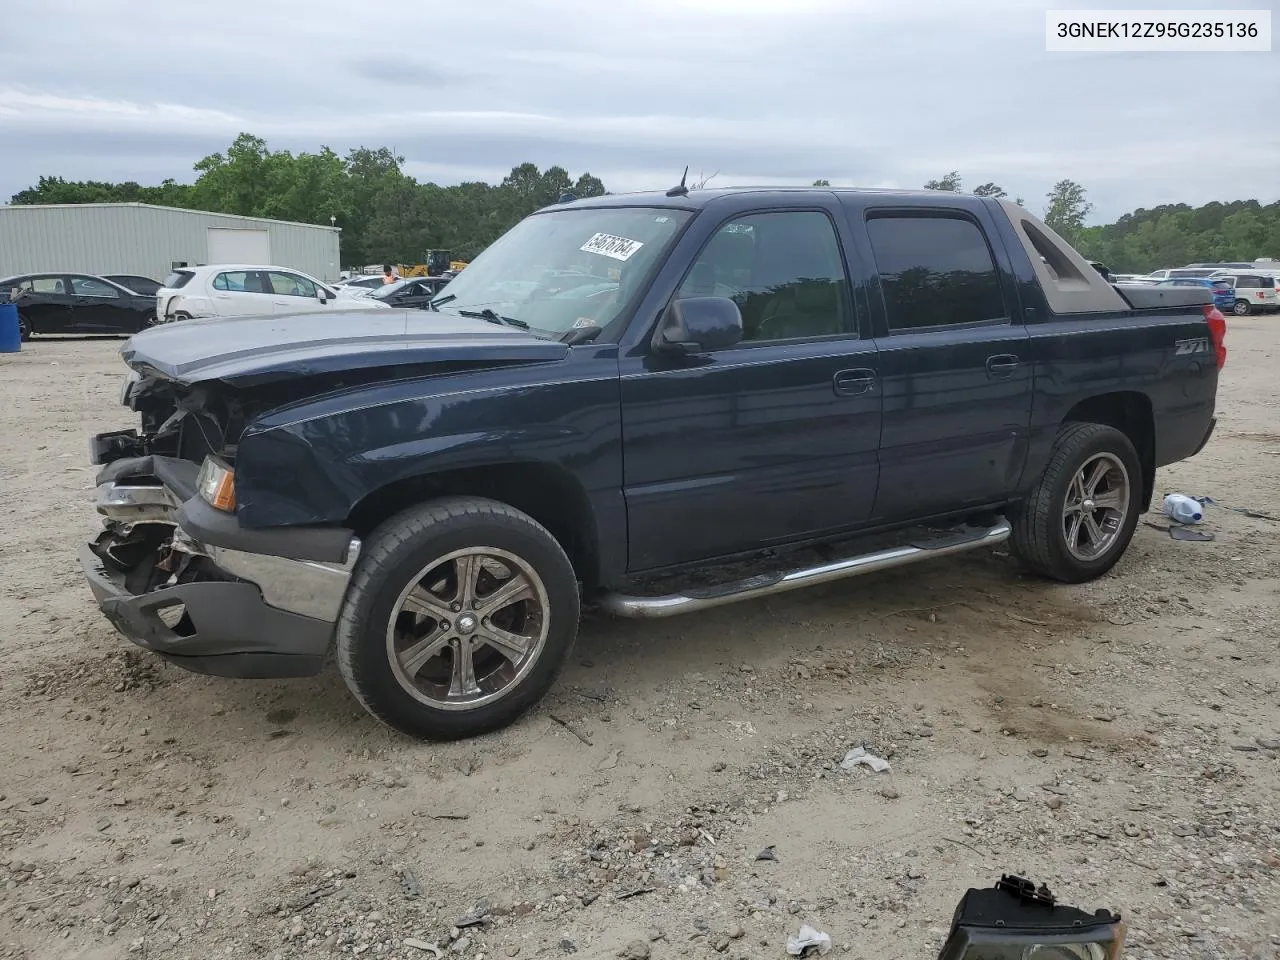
(581, 233, 644, 261)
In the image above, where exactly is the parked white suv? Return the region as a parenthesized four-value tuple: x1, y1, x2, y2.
(155, 265, 391, 322)
(1210, 271, 1279, 316)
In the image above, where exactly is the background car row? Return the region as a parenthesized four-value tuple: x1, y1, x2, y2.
(153, 264, 389, 322)
(1, 272, 160, 337)
(4, 264, 455, 338)
(1113, 261, 1280, 316)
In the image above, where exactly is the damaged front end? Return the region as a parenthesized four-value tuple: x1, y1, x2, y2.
(91, 367, 260, 469)
(83, 369, 361, 679)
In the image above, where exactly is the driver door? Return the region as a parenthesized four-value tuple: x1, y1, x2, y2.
(266, 271, 324, 313)
(619, 206, 882, 571)
(67, 275, 132, 333)
(15, 275, 75, 333)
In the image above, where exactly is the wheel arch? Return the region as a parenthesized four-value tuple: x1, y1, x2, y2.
(344, 461, 601, 590)
(1061, 391, 1155, 510)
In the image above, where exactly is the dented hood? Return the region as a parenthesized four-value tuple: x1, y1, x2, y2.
(119, 309, 569, 387)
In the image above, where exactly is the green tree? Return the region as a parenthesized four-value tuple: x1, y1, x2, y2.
(1044, 179, 1092, 240)
(924, 171, 962, 192)
(812, 179, 831, 187)
(573, 173, 606, 198)
(972, 182, 1007, 198)
(186, 133, 282, 216)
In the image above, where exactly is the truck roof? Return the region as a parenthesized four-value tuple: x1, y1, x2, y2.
(554, 186, 989, 210)
(553, 188, 1136, 316)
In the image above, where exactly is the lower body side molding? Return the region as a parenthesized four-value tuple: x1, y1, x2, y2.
(598, 518, 1012, 618)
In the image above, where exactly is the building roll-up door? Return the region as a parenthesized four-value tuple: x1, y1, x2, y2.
(206, 228, 271, 264)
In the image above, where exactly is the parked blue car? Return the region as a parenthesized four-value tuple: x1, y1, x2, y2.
(1156, 277, 1234, 312)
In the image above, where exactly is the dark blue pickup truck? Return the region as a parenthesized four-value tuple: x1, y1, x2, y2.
(81, 187, 1224, 740)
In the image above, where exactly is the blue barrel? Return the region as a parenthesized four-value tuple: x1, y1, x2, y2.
(0, 301, 20, 353)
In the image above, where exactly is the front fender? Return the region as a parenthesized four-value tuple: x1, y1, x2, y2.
(231, 355, 623, 529)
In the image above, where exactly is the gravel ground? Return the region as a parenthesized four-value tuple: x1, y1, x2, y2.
(1, 321, 1278, 960)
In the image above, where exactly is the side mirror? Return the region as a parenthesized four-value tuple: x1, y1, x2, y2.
(318, 288, 330, 304)
(653, 297, 743, 354)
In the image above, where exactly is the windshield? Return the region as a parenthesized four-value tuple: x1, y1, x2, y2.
(371, 279, 411, 300)
(431, 207, 693, 337)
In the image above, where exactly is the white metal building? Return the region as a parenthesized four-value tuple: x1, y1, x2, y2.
(0, 203, 342, 282)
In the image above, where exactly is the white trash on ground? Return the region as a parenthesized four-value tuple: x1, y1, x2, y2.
(840, 746, 890, 773)
(786, 925, 832, 956)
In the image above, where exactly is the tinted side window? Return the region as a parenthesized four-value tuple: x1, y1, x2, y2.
(165, 270, 194, 289)
(867, 214, 1006, 332)
(1237, 276, 1262, 288)
(678, 211, 851, 343)
(71, 277, 121, 298)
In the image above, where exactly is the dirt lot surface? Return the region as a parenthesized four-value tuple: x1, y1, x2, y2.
(2, 323, 1278, 960)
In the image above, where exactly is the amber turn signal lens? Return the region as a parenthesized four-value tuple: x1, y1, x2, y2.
(196, 457, 236, 512)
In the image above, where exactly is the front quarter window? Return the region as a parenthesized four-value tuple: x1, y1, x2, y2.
(433, 207, 692, 337)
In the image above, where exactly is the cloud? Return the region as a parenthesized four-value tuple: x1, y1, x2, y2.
(348, 58, 467, 89)
(0, 0, 1276, 220)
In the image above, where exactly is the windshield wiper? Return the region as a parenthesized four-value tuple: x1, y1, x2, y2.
(429, 293, 456, 310)
(459, 308, 529, 330)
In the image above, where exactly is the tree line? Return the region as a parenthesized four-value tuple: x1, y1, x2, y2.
(10, 135, 1278, 273)
(11, 133, 606, 267)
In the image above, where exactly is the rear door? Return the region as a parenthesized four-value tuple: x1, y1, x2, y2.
(843, 200, 1033, 522)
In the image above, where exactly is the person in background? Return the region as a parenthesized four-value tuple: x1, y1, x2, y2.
(382, 264, 398, 284)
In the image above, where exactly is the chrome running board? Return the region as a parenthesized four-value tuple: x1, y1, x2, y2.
(599, 518, 1011, 618)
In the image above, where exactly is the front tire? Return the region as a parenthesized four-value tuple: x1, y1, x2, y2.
(17, 312, 31, 340)
(335, 497, 580, 740)
(1010, 422, 1143, 583)
(1233, 299, 1251, 316)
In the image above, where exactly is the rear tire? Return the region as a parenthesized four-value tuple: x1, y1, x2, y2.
(1232, 299, 1251, 316)
(1010, 422, 1143, 583)
(336, 496, 580, 740)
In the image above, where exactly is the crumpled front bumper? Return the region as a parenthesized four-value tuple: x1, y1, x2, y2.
(80, 455, 361, 679)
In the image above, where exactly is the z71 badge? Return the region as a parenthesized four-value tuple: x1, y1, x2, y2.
(1174, 338, 1211, 356)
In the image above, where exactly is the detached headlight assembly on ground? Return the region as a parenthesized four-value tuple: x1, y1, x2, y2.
(196, 456, 236, 512)
(937, 875, 1125, 960)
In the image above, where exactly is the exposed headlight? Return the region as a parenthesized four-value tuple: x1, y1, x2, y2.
(196, 457, 236, 512)
(120, 371, 140, 406)
(937, 876, 1125, 960)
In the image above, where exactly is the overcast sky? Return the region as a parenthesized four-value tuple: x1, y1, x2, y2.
(0, 0, 1276, 222)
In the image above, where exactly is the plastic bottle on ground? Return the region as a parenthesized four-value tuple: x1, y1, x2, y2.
(1162, 494, 1203, 524)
